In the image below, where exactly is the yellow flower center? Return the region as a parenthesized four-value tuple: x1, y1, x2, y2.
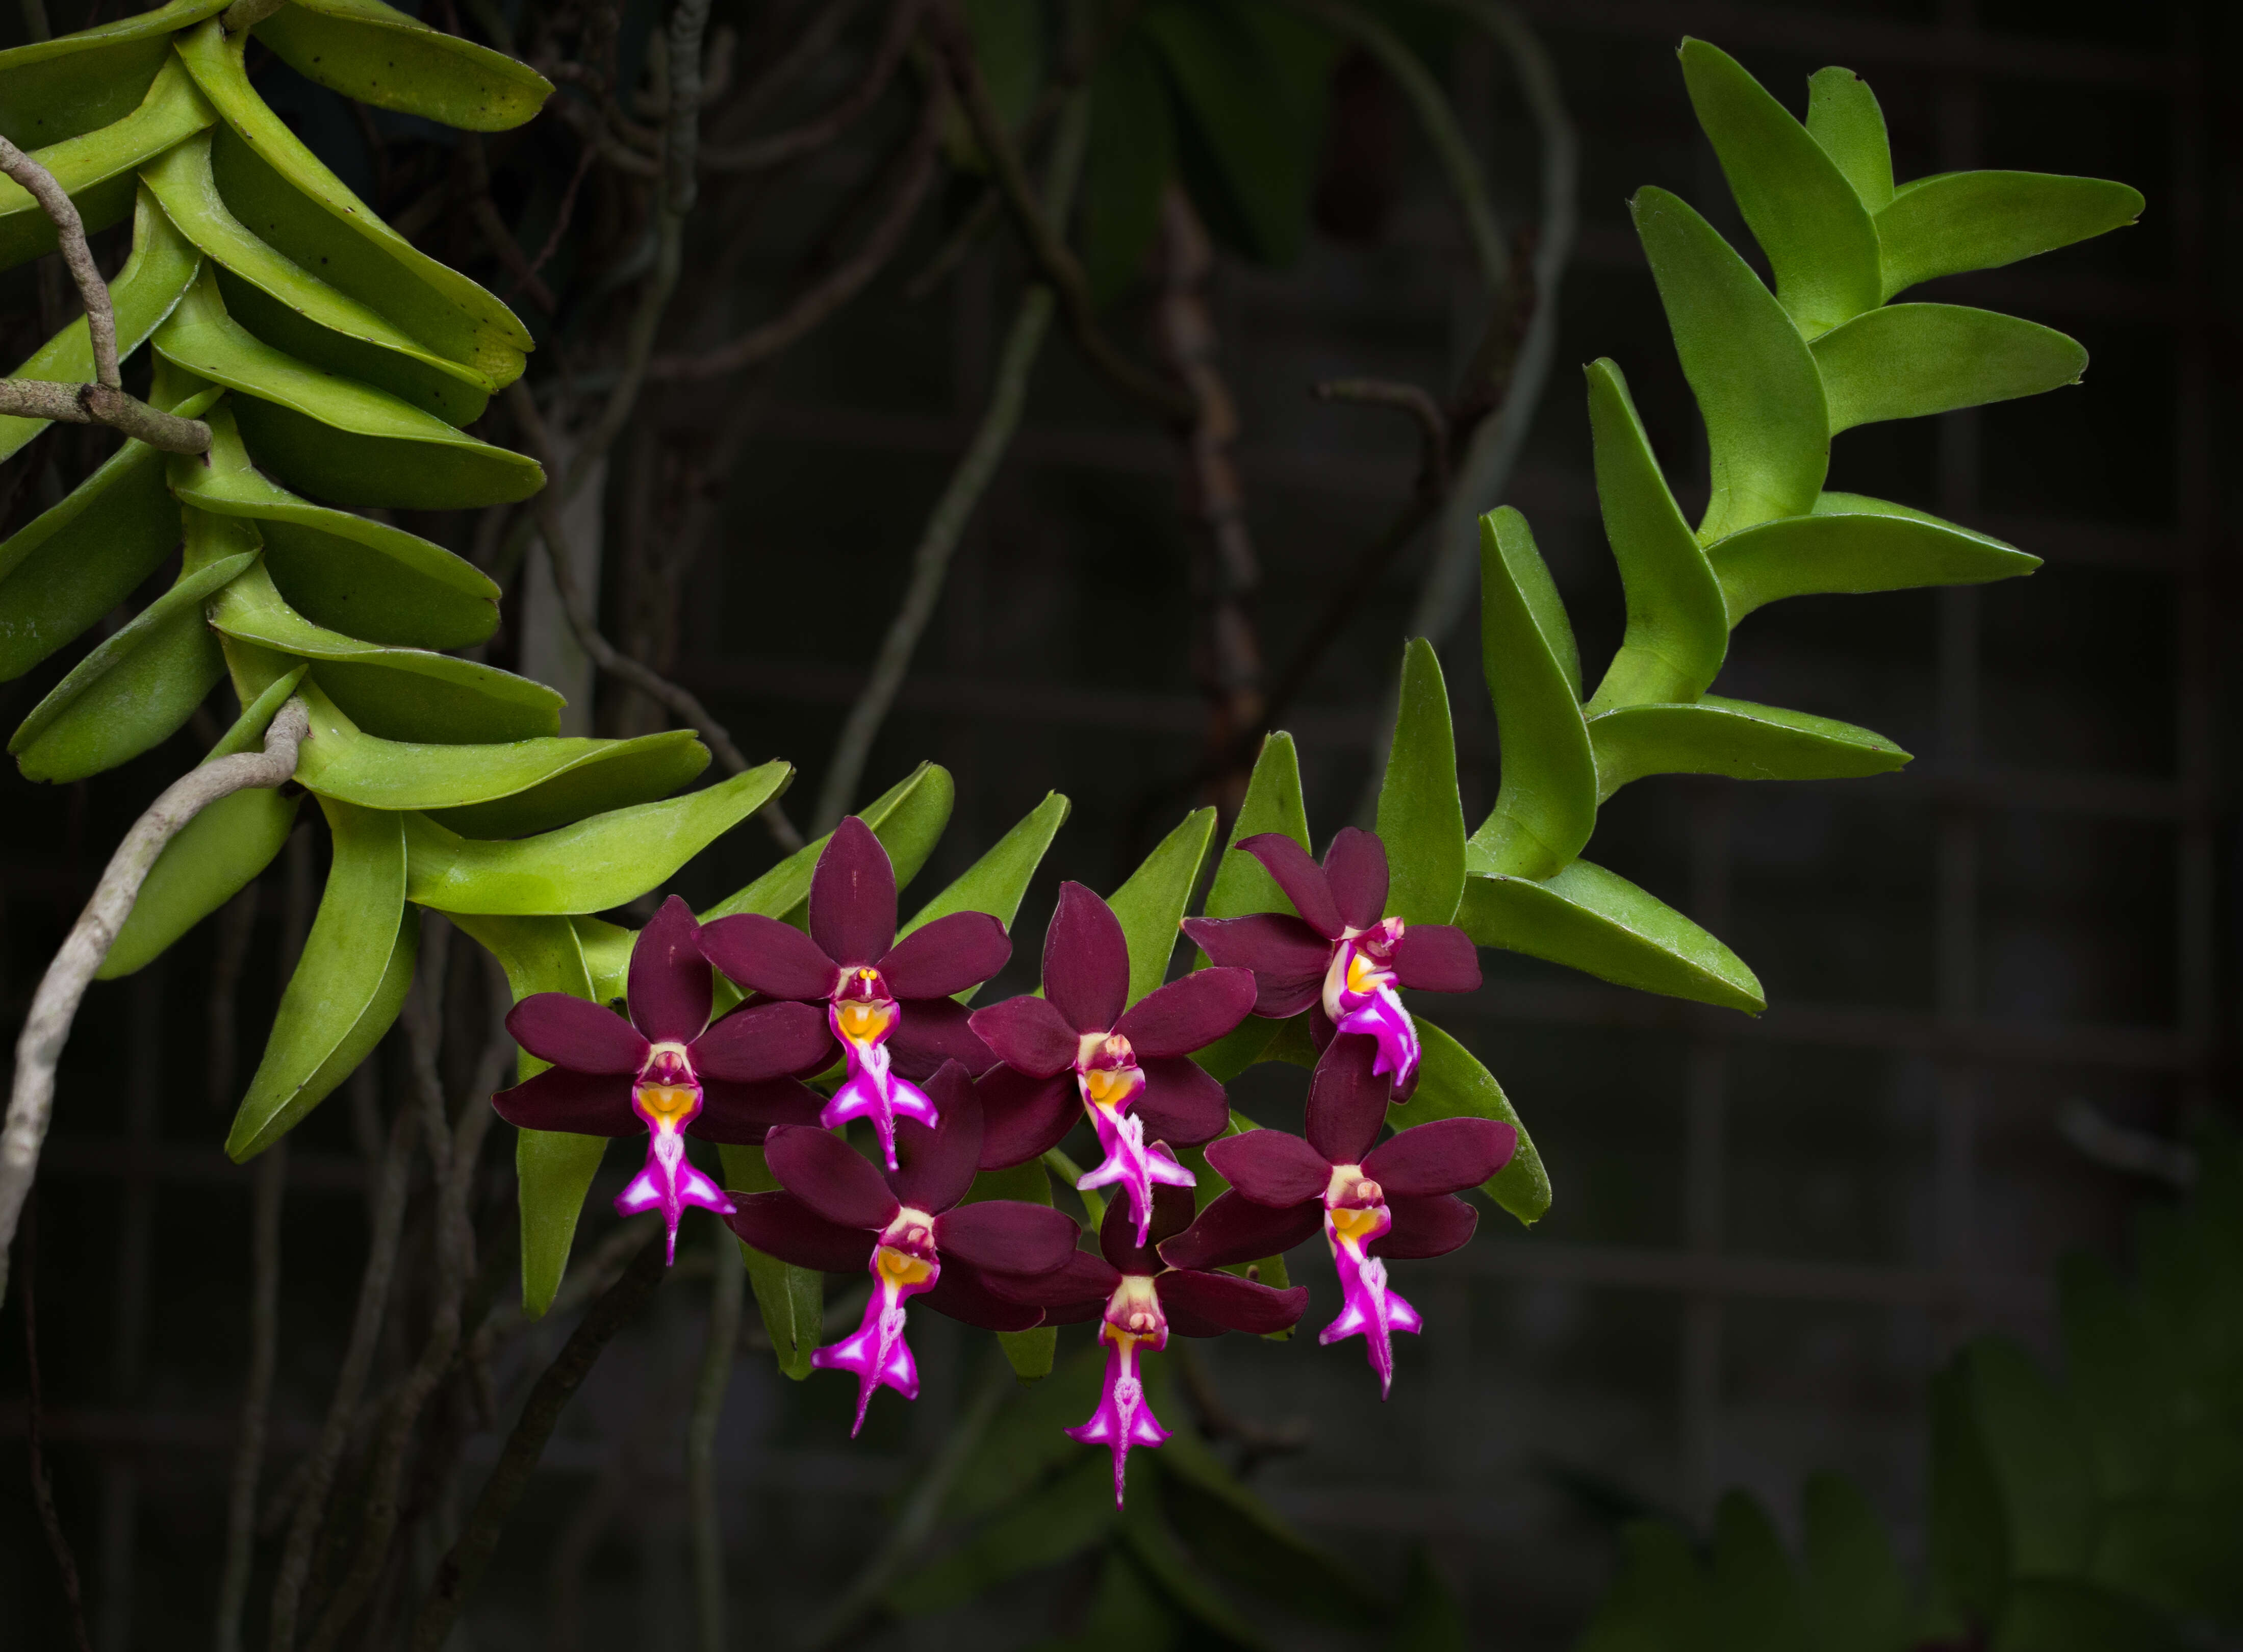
(1329, 1205, 1385, 1244)
(1082, 1065, 1135, 1108)
(637, 1084, 696, 1128)
(836, 998, 896, 1044)
(1346, 950, 1384, 995)
(874, 1244, 936, 1288)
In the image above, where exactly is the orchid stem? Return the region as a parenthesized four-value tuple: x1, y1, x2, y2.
(1043, 1147, 1104, 1230)
(688, 1234, 745, 1652)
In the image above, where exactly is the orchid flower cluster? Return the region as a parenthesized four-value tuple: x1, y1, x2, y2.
(494, 817, 1513, 1501)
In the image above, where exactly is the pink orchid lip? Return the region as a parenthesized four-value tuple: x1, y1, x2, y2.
(1072, 1034, 1196, 1247)
(1318, 1173, 1420, 1399)
(815, 1215, 942, 1436)
(1067, 1275, 1171, 1506)
(618, 1066, 734, 1264)
(824, 983, 939, 1172)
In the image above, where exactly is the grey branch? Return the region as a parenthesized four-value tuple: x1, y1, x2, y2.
(0, 699, 310, 1308)
(701, 0, 923, 171)
(0, 135, 117, 387)
(1314, 377, 1451, 491)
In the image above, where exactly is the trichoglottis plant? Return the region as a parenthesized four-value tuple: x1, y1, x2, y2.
(723, 1064, 1079, 1433)
(1184, 827, 1480, 1095)
(493, 897, 830, 1262)
(1164, 1035, 1514, 1397)
(989, 1185, 1309, 1505)
(968, 882, 1257, 1246)
(699, 816, 1011, 1169)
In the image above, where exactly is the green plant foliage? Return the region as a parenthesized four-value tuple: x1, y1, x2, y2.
(1376, 639, 1467, 928)
(1408, 1023, 1550, 1226)
(1107, 807, 1218, 1005)
(899, 791, 1070, 950)
(249, 0, 553, 132)
(717, 1142, 823, 1379)
(1472, 507, 1596, 880)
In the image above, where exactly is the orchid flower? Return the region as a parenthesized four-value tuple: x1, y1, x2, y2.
(1162, 1034, 1514, 1396)
(725, 1064, 1078, 1433)
(493, 896, 832, 1264)
(1182, 827, 1480, 1095)
(988, 1185, 1307, 1505)
(699, 817, 1011, 1171)
(968, 883, 1256, 1247)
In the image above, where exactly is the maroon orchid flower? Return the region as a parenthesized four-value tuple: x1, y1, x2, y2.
(1160, 1033, 1515, 1397)
(986, 1185, 1308, 1505)
(967, 882, 1257, 1248)
(493, 895, 832, 1264)
(699, 817, 1011, 1172)
(724, 1063, 1078, 1434)
(1181, 827, 1481, 1096)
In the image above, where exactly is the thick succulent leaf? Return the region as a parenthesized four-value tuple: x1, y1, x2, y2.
(1082, 33, 1174, 306)
(701, 762, 953, 923)
(0, 54, 214, 271)
(1632, 185, 1829, 542)
(9, 551, 248, 782)
(226, 799, 412, 1159)
(1407, 1022, 1549, 1227)
(1202, 731, 1311, 921)
(153, 267, 541, 510)
(0, 0, 227, 148)
(1581, 359, 1727, 712)
(1961, 1340, 2094, 1577)
(1679, 38, 1881, 338)
(1705, 1493, 1810, 1647)
(1375, 639, 1466, 928)
(180, 21, 531, 380)
(1576, 1521, 1709, 1652)
(98, 665, 309, 980)
(1875, 170, 2145, 300)
(1470, 509, 1595, 881)
(143, 133, 494, 424)
(1588, 696, 1909, 801)
(1460, 856, 1765, 1014)
(966, 1159, 1061, 1378)
(2058, 1254, 2172, 1500)
(1710, 493, 2041, 624)
(1991, 1580, 2190, 1652)
(0, 188, 203, 460)
(1813, 303, 2086, 434)
(1801, 1473, 1915, 1652)
(1928, 1358, 2010, 1629)
(253, 0, 552, 132)
(1108, 807, 1218, 1005)
(718, 1142, 824, 1379)
(1804, 67, 1894, 211)
(404, 762, 792, 914)
(901, 791, 1069, 950)
(0, 432, 181, 683)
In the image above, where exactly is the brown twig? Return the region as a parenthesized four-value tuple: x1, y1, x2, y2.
(514, 141, 596, 298)
(0, 139, 116, 388)
(728, 0, 865, 126)
(463, 136, 559, 315)
(702, 0, 923, 171)
(20, 1199, 95, 1652)
(1314, 378, 1450, 492)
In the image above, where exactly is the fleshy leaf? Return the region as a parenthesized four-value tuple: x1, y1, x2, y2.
(1875, 169, 2144, 301)
(1375, 639, 1466, 928)
(701, 761, 954, 924)
(1801, 1473, 1914, 1652)
(1804, 67, 1894, 211)
(900, 790, 1069, 968)
(1587, 697, 1908, 802)
(1201, 732, 1311, 922)
(1408, 1022, 1549, 1227)
(252, 0, 552, 132)
(718, 1142, 824, 1380)
(0, 0, 228, 151)
(1710, 493, 2041, 624)
(1108, 807, 1218, 1005)
(1813, 303, 2086, 434)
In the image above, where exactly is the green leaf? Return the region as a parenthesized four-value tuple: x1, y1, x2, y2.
(252, 0, 552, 132)
(1460, 857, 1765, 1014)
(901, 790, 1069, 953)
(889, 1452, 1118, 1613)
(1577, 1519, 1711, 1652)
(153, 266, 542, 511)
(180, 21, 531, 381)
(1990, 1581, 2184, 1652)
(1588, 696, 1909, 802)
(99, 665, 310, 980)
(1812, 304, 2086, 434)
(1407, 1021, 1550, 1227)
(1709, 493, 2041, 624)
(405, 762, 793, 914)
(1062, 1551, 1181, 1648)
(227, 799, 412, 1159)
(1083, 33, 1175, 306)
(717, 1142, 824, 1379)
(1470, 509, 1595, 881)
(946, 1347, 1108, 1523)
(572, 915, 633, 1004)
(1804, 67, 1894, 211)
(2058, 1255, 2173, 1500)
(0, 0, 227, 150)
(1393, 1545, 1470, 1652)
(1963, 1339, 2094, 1577)
(1679, 39, 1881, 338)
(1705, 1491, 1808, 1651)
(1201, 732, 1311, 921)
(1875, 170, 2145, 301)
(1109, 807, 1218, 1005)
(1118, 1459, 1269, 1647)
(1376, 639, 1466, 927)
(1801, 1473, 1915, 1652)
(967, 1160, 1061, 1379)
(10, 552, 249, 783)
(1581, 359, 1728, 713)
(0, 431, 180, 684)
(702, 761, 954, 923)
(1928, 1358, 2010, 1629)
(1632, 186, 1829, 542)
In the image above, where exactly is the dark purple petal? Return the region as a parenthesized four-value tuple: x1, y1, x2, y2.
(809, 816, 898, 967)
(1156, 1190, 1321, 1272)
(690, 1000, 833, 1082)
(689, 1077, 825, 1142)
(490, 1065, 637, 1135)
(1099, 1182, 1195, 1275)
(1391, 925, 1481, 994)
(923, 1263, 1044, 1331)
(879, 911, 1010, 1000)
(1112, 968, 1256, 1059)
(1042, 882, 1129, 1034)
(1323, 828, 1391, 931)
(1180, 915, 1332, 1018)
(628, 895, 713, 1043)
(934, 1201, 1080, 1275)
(1370, 1192, 1479, 1259)
(966, 995, 1077, 1079)
(1133, 1057, 1231, 1150)
(1361, 1117, 1516, 1197)
(506, 994, 647, 1076)
(1205, 1129, 1332, 1206)
(889, 997, 995, 1080)
(889, 1063, 981, 1213)
(697, 913, 838, 1002)
(763, 1124, 898, 1231)
(976, 1066, 1079, 1168)
(724, 1191, 876, 1272)
(983, 1248, 1117, 1310)
(1158, 1268, 1310, 1335)
(1304, 1034, 1390, 1166)
(1238, 834, 1343, 938)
